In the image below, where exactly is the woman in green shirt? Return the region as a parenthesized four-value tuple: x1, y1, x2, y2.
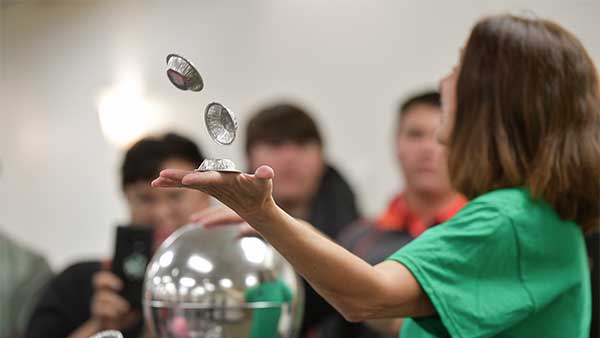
(153, 15, 599, 338)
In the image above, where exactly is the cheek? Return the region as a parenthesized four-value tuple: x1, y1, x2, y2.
(130, 206, 155, 225)
(395, 143, 407, 165)
(435, 127, 447, 145)
(300, 151, 324, 178)
(249, 152, 280, 170)
(396, 139, 418, 165)
(435, 117, 452, 144)
(432, 145, 448, 167)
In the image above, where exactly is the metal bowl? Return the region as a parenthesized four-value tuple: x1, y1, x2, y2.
(166, 54, 204, 92)
(204, 102, 237, 145)
(143, 224, 303, 338)
(196, 159, 242, 173)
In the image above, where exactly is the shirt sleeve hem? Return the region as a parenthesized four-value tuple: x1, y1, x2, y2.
(387, 254, 465, 338)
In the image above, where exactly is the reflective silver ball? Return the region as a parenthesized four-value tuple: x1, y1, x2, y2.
(143, 224, 304, 338)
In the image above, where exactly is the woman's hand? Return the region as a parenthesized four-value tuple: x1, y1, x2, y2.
(152, 165, 277, 225)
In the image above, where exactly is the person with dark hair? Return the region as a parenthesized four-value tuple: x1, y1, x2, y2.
(26, 132, 211, 338)
(245, 103, 360, 336)
(318, 91, 467, 338)
(244, 103, 359, 238)
(188, 103, 360, 337)
(156, 14, 599, 338)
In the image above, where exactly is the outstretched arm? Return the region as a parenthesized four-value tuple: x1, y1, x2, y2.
(152, 167, 434, 321)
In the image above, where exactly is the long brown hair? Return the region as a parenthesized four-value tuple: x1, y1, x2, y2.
(448, 15, 600, 230)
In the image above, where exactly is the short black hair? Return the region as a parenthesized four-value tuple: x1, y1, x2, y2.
(245, 103, 323, 154)
(398, 91, 441, 119)
(121, 132, 205, 189)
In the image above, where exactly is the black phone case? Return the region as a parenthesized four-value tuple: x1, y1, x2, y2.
(111, 225, 153, 310)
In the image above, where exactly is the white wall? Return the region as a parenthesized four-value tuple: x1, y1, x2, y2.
(1, 0, 599, 270)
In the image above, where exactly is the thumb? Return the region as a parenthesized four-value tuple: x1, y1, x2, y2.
(254, 165, 274, 180)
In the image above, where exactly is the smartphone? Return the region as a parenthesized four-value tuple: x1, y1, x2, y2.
(111, 225, 154, 310)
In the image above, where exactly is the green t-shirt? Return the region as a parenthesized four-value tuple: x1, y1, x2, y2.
(387, 187, 590, 338)
(245, 278, 293, 338)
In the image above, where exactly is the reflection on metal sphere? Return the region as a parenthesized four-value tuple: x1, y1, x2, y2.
(144, 224, 304, 338)
(90, 330, 123, 338)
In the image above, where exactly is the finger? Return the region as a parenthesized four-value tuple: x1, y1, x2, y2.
(92, 291, 130, 317)
(181, 170, 233, 187)
(93, 271, 123, 291)
(98, 310, 140, 330)
(152, 176, 183, 188)
(160, 169, 194, 181)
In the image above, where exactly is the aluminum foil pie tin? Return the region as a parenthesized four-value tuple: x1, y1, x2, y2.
(166, 54, 204, 91)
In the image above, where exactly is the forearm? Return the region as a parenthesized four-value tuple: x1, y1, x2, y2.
(244, 203, 404, 321)
(153, 168, 434, 319)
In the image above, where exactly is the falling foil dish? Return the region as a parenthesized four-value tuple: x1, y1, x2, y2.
(166, 54, 204, 91)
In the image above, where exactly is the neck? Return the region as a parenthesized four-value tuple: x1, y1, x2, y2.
(404, 187, 457, 221)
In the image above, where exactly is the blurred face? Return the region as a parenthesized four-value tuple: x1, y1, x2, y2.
(396, 104, 453, 194)
(124, 158, 210, 241)
(248, 141, 325, 205)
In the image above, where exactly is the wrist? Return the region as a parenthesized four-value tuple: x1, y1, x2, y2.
(243, 198, 282, 228)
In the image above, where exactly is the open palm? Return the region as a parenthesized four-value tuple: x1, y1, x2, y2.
(152, 165, 276, 222)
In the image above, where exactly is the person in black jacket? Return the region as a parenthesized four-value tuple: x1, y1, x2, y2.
(318, 91, 467, 338)
(244, 103, 361, 337)
(26, 132, 211, 338)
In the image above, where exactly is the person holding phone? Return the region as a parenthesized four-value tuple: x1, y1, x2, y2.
(153, 15, 599, 338)
(26, 133, 211, 338)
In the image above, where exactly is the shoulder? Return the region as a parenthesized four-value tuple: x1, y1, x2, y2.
(456, 187, 552, 227)
(468, 186, 552, 218)
(402, 192, 518, 252)
(60, 260, 102, 275)
(0, 232, 45, 262)
(52, 260, 102, 287)
(439, 186, 562, 239)
(468, 186, 530, 211)
(469, 187, 577, 233)
(0, 233, 52, 279)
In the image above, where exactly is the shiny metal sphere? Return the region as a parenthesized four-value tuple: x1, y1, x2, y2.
(143, 224, 304, 338)
(90, 331, 123, 338)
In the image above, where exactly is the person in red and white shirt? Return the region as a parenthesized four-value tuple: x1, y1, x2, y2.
(318, 91, 467, 338)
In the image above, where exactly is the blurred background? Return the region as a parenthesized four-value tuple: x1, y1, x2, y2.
(1, 0, 598, 270)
